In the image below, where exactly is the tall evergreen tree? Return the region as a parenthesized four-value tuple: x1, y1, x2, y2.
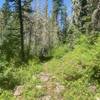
(52, 0, 63, 23)
(60, 5, 68, 42)
(18, 0, 25, 61)
(2, 0, 10, 25)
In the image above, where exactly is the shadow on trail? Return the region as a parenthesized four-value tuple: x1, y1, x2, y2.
(39, 56, 53, 63)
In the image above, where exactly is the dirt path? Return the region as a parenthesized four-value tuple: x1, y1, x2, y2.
(14, 63, 65, 100)
(37, 64, 65, 100)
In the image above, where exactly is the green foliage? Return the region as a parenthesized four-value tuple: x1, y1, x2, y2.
(0, 34, 100, 99)
(52, 44, 68, 58)
(63, 79, 94, 100)
(1, 16, 20, 61)
(0, 90, 15, 100)
(0, 0, 100, 99)
(42, 34, 100, 99)
(0, 59, 43, 99)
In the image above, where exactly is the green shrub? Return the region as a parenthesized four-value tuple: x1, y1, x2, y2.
(52, 44, 68, 58)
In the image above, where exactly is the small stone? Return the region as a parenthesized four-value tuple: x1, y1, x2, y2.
(88, 85, 96, 93)
(39, 72, 50, 82)
(14, 86, 24, 96)
(55, 83, 65, 94)
(41, 95, 51, 100)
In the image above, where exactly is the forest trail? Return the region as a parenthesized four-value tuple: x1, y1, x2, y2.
(37, 63, 65, 100)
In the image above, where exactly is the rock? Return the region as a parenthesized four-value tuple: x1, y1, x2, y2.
(55, 82, 65, 94)
(88, 85, 96, 93)
(40, 95, 51, 100)
(14, 86, 24, 96)
(39, 72, 50, 82)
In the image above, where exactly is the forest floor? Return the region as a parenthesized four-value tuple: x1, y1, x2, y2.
(15, 62, 65, 100)
(0, 35, 100, 100)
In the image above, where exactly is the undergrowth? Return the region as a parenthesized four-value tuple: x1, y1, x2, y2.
(0, 35, 100, 99)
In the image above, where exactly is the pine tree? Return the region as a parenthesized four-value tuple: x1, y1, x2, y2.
(17, 0, 25, 61)
(2, 0, 10, 25)
(52, 0, 63, 23)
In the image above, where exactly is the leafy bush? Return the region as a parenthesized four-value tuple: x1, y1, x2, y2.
(52, 44, 68, 58)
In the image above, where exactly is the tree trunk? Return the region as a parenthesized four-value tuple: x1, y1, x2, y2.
(45, 0, 48, 18)
(18, 0, 25, 61)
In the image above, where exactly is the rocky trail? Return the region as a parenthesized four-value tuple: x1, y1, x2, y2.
(37, 72, 65, 100)
(14, 64, 65, 100)
(36, 62, 65, 100)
